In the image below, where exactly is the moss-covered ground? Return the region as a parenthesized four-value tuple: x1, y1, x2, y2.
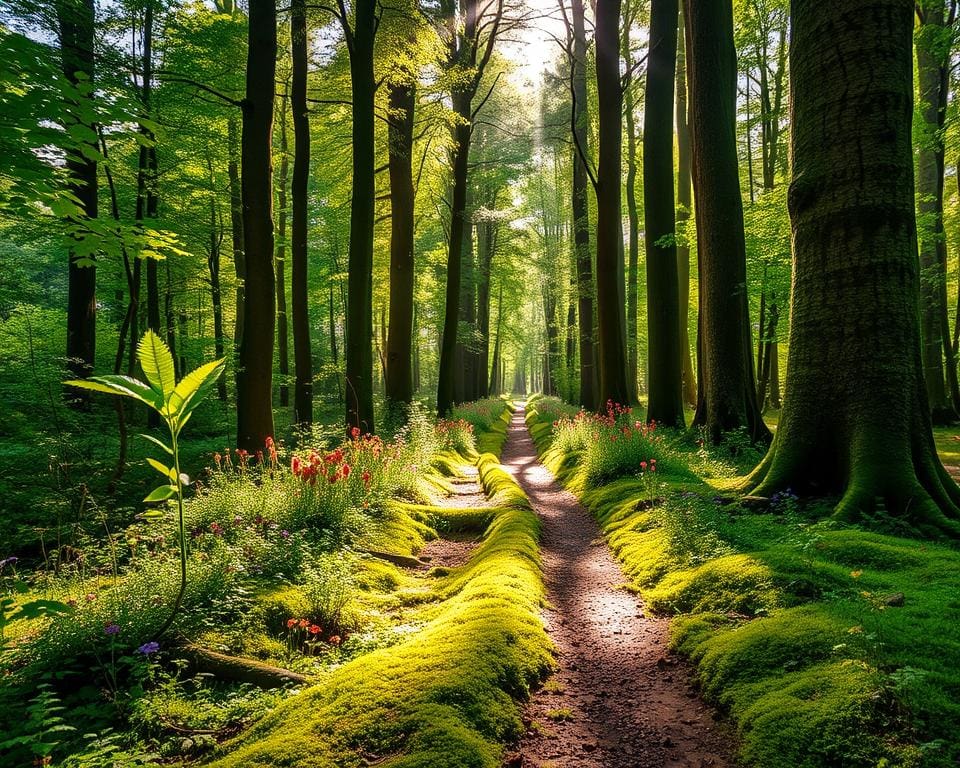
(204, 403, 552, 768)
(525, 396, 960, 768)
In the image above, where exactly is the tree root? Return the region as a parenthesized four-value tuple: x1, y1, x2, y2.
(178, 643, 309, 688)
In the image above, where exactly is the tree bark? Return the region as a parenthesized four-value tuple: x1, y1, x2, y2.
(385, 79, 416, 410)
(207, 183, 228, 401)
(676, 6, 697, 407)
(275, 93, 290, 408)
(291, 0, 313, 426)
(236, 0, 277, 451)
(644, 0, 684, 426)
(623, 17, 640, 405)
(344, 0, 377, 432)
(748, 0, 960, 536)
(228, 116, 245, 353)
(684, 0, 770, 443)
(570, 0, 597, 410)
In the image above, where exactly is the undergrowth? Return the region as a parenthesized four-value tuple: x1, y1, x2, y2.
(525, 395, 960, 768)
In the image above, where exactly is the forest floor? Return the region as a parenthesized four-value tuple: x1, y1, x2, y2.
(502, 407, 733, 768)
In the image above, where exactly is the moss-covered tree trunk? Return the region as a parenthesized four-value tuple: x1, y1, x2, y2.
(684, 0, 770, 444)
(644, 0, 684, 426)
(236, 0, 276, 450)
(748, 0, 960, 536)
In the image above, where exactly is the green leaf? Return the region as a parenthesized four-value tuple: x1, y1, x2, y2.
(139, 509, 166, 521)
(169, 358, 225, 421)
(65, 376, 162, 410)
(146, 457, 176, 481)
(139, 433, 173, 455)
(138, 330, 177, 401)
(144, 485, 177, 503)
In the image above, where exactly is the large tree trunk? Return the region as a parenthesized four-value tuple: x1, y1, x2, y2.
(644, 0, 684, 426)
(236, 0, 276, 450)
(748, 0, 960, 536)
(594, 0, 630, 408)
(685, 0, 770, 444)
(385, 79, 416, 410)
(291, 0, 313, 426)
(916, 1, 958, 423)
(570, 0, 597, 410)
(60, 0, 98, 402)
(676, 6, 696, 407)
(345, 0, 377, 433)
(275, 94, 290, 408)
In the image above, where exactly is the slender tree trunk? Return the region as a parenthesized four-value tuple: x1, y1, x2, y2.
(275, 93, 290, 407)
(165, 259, 177, 376)
(489, 283, 502, 395)
(291, 0, 313, 425)
(236, 0, 277, 450)
(476, 219, 494, 398)
(228, 116, 245, 353)
(623, 23, 640, 405)
(208, 189, 228, 401)
(385, 79, 416, 410)
(676, 6, 696, 406)
(916, 1, 957, 422)
(685, 0, 769, 443)
(644, 0, 684, 426)
(748, 0, 960, 535)
(329, 281, 341, 401)
(345, 0, 377, 432)
(570, 0, 597, 410)
(60, 0, 98, 402)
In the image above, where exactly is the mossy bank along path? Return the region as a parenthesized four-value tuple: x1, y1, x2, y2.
(503, 405, 733, 768)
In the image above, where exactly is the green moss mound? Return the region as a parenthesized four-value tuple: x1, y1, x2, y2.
(206, 417, 551, 768)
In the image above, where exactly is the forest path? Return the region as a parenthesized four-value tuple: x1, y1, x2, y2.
(501, 406, 734, 768)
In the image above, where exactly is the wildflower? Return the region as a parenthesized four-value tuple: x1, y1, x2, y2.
(136, 641, 160, 655)
(213, 453, 222, 470)
(351, 427, 360, 439)
(281, 529, 291, 540)
(104, 623, 120, 636)
(328, 635, 341, 646)
(640, 461, 648, 470)
(308, 624, 321, 635)
(298, 618, 309, 628)
(362, 470, 372, 487)
(210, 522, 224, 536)
(286, 618, 298, 629)
(342, 464, 352, 479)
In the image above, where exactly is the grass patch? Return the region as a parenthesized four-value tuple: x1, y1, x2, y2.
(527, 397, 960, 768)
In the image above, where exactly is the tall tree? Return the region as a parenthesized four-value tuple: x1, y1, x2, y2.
(343, 0, 378, 432)
(236, 0, 276, 450)
(676, 6, 696, 406)
(748, 0, 960, 535)
(385, 75, 416, 409)
(565, 0, 598, 410)
(291, 0, 313, 425)
(622, 0, 640, 403)
(594, 0, 630, 407)
(685, 0, 770, 443)
(916, 0, 960, 422)
(644, 0, 684, 426)
(275, 92, 290, 408)
(59, 0, 98, 400)
(436, 0, 504, 415)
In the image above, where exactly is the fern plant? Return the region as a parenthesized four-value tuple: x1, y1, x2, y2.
(67, 330, 225, 638)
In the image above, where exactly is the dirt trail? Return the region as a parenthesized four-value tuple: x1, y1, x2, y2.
(501, 407, 734, 768)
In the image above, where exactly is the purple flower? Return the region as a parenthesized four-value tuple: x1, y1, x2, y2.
(104, 622, 121, 635)
(280, 529, 291, 540)
(0, 556, 18, 569)
(136, 641, 160, 655)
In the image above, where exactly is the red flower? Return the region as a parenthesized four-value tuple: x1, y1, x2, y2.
(342, 464, 352, 479)
(298, 618, 309, 628)
(286, 618, 298, 629)
(351, 427, 361, 439)
(328, 635, 341, 646)
(640, 461, 648, 470)
(291, 456, 302, 477)
(308, 624, 322, 635)
(362, 470, 372, 487)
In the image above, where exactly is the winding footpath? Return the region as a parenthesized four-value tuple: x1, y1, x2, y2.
(501, 407, 734, 768)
